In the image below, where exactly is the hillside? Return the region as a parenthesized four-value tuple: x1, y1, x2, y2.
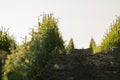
(42, 49, 120, 80)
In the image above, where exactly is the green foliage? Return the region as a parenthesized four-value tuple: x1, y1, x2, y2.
(66, 38, 74, 54)
(4, 14, 65, 80)
(89, 38, 96, 53)
(94, 17, 120, 53)
(0, 27, 16, 80)
(27, 14, 65, 79)
(0, 27, 16, 54)
(3, 46, 29, 80)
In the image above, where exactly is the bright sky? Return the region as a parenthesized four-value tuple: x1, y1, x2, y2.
(0, 0, 120, 48)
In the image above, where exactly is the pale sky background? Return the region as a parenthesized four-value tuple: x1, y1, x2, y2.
(0, 0, 120, 48)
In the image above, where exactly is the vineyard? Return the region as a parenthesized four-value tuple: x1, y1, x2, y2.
(0, 14, 120, 80)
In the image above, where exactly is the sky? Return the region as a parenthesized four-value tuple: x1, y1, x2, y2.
(0, 0, 120, 48)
